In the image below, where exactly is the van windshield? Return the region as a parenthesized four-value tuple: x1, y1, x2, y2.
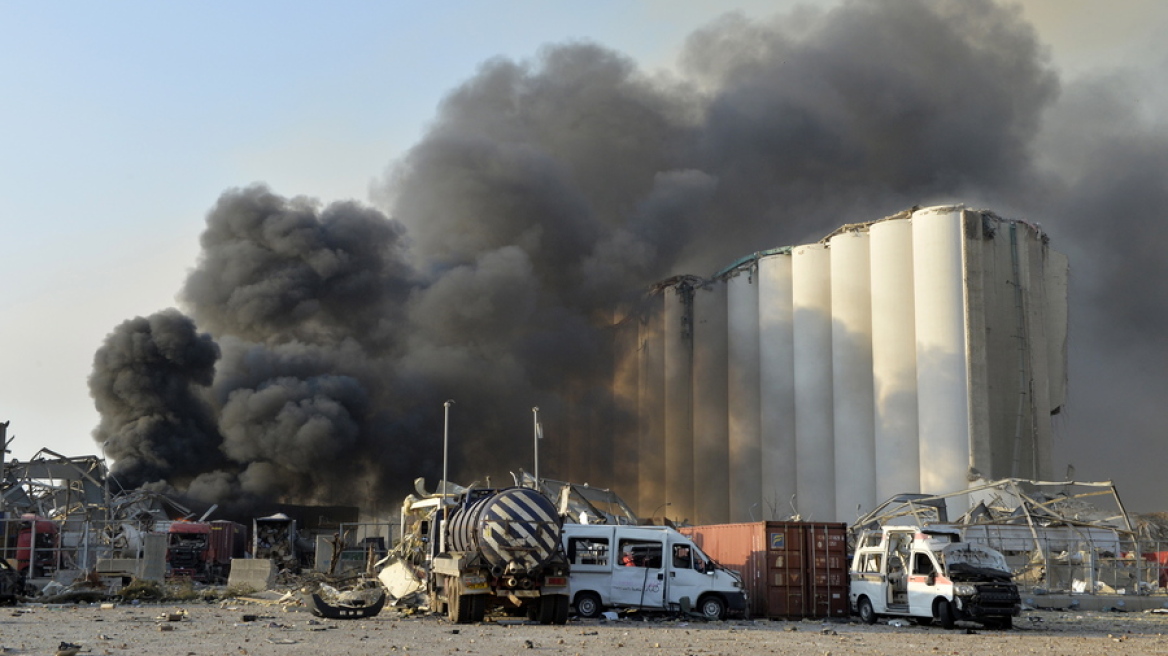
(940, 543, 1012, 581)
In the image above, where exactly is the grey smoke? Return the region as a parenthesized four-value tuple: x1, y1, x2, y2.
(91, 0, 1168, 512)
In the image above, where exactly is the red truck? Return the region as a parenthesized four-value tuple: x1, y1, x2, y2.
(167, 520, 248, 582)
(12, 515, 59, 578)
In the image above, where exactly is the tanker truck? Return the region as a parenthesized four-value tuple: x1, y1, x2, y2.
(384, 483, 571, 624)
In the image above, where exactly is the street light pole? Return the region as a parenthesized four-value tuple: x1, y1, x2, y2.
(441, 399, 454, 553)
(651, 502, 671, 524)
(532, 406, 540, 488)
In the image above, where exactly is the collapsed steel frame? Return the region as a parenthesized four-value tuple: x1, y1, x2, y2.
(852, 479, 1168, 595)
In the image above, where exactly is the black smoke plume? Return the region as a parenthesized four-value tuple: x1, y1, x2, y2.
(89, 310, 225, 487)
(91, 0, 1168, 512)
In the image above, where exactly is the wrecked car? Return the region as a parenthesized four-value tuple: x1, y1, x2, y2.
(850, 525, 1020, 629)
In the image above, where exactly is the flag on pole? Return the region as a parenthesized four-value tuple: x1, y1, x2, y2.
(535, 421, 543, 440)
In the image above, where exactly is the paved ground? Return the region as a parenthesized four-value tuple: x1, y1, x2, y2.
(4, 602, 1168, 656)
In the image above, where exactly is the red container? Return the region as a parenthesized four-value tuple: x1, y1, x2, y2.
(682, 521, 848, 619)
(208, 521, 248, 564)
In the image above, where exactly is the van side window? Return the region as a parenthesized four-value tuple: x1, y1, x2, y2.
(912, 553, 936, 575)
(859, 553, 882, 573)
(672, 544, 693, 569)
(567, 537, 610, 566)
(618, 539, 662, 568)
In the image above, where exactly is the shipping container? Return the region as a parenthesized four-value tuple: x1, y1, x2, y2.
(681, 521, 848, 619)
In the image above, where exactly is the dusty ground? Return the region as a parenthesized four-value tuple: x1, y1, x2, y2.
(3, 602, 1168, 656)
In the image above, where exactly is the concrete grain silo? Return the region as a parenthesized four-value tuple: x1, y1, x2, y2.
(868, 219, 920, 501)
(792, 243, 836, 521)
(663, 278, 697, 524)
(757, 250, 797, 520)
(607, 204, 1067, 524)
(691, 280, 730, 525)
(828, 229, 877, 522)
(725, 267, 762, 522)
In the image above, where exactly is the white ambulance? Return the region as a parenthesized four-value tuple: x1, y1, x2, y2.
(562, 524, 746, 620)
(849, 525, 1020, 629)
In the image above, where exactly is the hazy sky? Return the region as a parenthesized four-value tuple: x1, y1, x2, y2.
(2, 1, 1166, 509)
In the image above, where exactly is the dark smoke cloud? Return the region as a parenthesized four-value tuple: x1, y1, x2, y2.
(182, 186, 415, 349)
(92, 0, 1168, 512)
(89, 309, 226, 488)
(1020, 68, 1168, 510)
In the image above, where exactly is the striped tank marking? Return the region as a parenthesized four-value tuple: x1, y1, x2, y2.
(479, 489, 560, 571)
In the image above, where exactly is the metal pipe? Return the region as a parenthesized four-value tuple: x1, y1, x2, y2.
(441, 399, 454, 553)
(532, 407, 540, 488)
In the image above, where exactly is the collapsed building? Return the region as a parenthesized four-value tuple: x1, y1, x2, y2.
(855, 479, 1168, 599)
(586, 205, 1069, 525)
(0, 431, 386, 587)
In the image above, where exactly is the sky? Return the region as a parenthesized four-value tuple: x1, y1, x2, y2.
(2, 1, 1167, 511)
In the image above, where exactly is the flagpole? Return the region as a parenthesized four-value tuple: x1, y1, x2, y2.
(532, 406, 540, 488)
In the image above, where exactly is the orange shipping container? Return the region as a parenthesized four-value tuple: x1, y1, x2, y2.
(681, 522, 849, 619)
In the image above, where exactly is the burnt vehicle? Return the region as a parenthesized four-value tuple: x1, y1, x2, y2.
(850, 525, 1020, 629)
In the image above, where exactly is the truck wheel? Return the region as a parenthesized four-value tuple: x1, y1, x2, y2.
(698, 595, 727, 621)
(574, 592, 603, 619)
(936, 599, 955, 630)
(450, 593, 482, 624)
(537, 595, 569, 625)
(857, 597, 877, 625)
(446, 578, 479, 624)
(469, 593, 488, 623)
(553, 595, 569, 625)
(536, 595, 555, 624)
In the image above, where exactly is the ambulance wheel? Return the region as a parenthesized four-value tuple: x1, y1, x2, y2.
(857, 597, 877, 625)
(698, 595, 727, 621)
(574, 592, 603, 619)
(936, 599, 956, 630)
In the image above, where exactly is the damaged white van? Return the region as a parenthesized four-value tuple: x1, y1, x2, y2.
(849, 525, 1021, 629)
(562, 524, 746, 620)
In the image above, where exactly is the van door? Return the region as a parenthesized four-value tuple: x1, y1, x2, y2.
(611, 537, 665, 610)
(564, 531, 613, 605)
(907, 550, 943, 615)
(665, 539, 708, 609)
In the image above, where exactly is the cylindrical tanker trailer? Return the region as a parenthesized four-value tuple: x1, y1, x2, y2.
(428, 486, 571, 624)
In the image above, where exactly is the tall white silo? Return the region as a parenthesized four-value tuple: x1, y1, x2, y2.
(692, 281, 730, 525)
(664, 280, 696, 524)
(758, 250, 797, 519)
(829, 230, 877, 522)
(638, 291, 666, 519)
(792, 243, 835, 521)
(868, 217, 920, 501)
(911, 206, 971, 511)
(726, 266, 762, 522)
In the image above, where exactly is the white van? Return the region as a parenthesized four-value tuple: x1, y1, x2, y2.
(562, 524, 746, 620)
(849, 525, 1020, 629)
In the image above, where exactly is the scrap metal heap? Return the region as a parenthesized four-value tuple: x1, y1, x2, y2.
(1, 447, 189, 576)
(853, 479, 1168, 596)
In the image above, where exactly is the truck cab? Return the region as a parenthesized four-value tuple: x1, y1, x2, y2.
(849, 525, 1020, 629)
(563, 524, 746, 620)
